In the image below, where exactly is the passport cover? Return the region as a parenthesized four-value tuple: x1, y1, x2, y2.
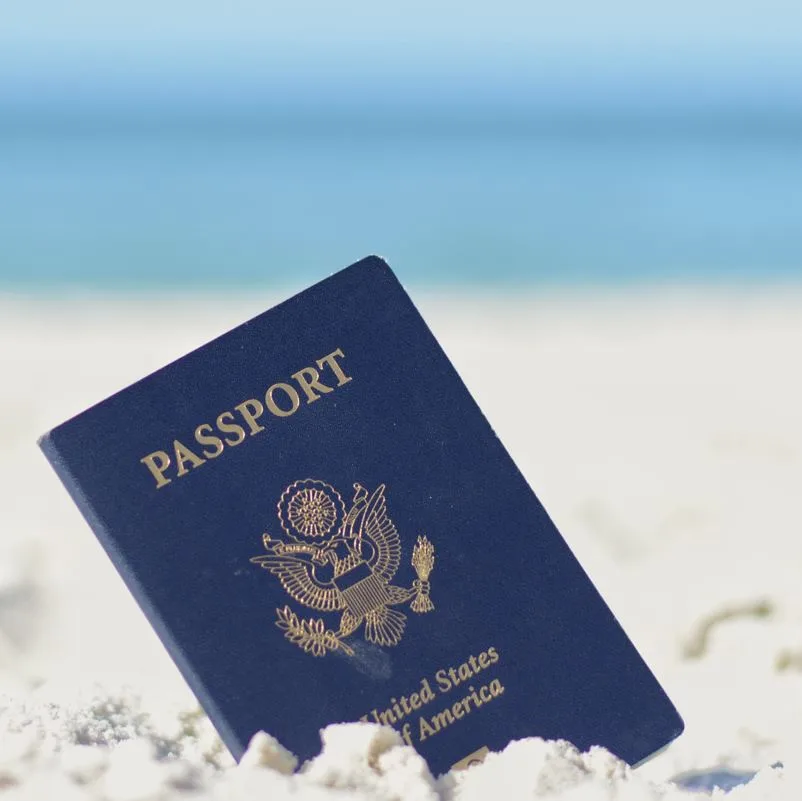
(39, 256, 683, 774)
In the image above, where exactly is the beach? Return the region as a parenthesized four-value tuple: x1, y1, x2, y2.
(1, 288, 801, 798)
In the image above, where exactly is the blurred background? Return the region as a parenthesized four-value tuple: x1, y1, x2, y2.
(2, 0, 801, 290)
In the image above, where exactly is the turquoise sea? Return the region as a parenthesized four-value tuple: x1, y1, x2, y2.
(2, 102, 801, 289)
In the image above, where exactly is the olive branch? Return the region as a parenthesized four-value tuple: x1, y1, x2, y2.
(275, 606, 354, 657)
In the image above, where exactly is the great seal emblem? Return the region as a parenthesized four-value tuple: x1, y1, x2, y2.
(251, 479, 435, 657)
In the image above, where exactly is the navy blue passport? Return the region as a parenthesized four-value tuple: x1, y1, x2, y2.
(39, 257, 682, 774)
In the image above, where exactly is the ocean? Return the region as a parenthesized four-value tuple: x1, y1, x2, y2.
(2, 104, 801, 290)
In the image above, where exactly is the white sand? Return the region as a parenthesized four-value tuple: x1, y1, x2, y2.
(1, 288, 801, 799)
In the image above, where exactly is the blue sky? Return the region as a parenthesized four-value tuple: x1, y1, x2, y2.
(4, 0, 800, 51)
(2, 0, 801, 289)
(3, 1, 802, 104)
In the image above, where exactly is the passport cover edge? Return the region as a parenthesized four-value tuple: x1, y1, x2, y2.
(38, 431, 245, 755)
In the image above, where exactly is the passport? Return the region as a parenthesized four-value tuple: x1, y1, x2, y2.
(39, 256, 683, 774)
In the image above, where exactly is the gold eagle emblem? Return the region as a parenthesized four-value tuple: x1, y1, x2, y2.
(251, 479, 435, 657)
